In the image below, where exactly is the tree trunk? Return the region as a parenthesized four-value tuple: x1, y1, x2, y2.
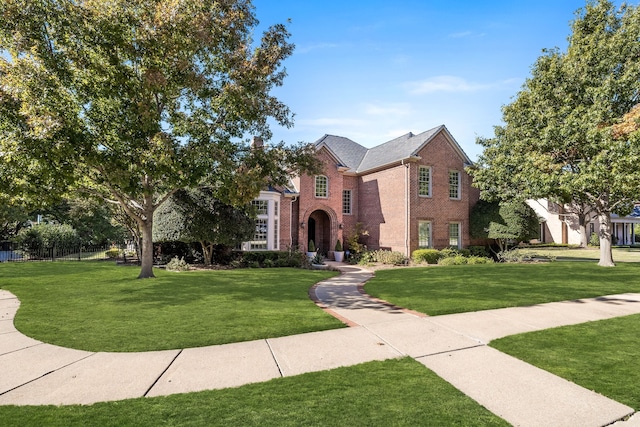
(578, 213, 589, 248)
(200, 241, 213, 266)
(138, 219, 156, 278)
(597, 211, 615, 267)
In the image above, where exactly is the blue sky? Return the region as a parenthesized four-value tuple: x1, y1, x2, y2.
(252, 0, 632, 160)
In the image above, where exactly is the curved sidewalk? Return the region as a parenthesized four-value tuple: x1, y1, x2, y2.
(2, 263, 640, 426)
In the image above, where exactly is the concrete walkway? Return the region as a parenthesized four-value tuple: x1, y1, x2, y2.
(1, 263, 640, 426)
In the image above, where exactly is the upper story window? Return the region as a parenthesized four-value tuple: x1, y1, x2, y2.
(449, 171, 461, 199)
(251, 200, 268, 215)
(315, 175, 328, 198)
(418, 166, 431, 197)
(342, 190, 352, 215)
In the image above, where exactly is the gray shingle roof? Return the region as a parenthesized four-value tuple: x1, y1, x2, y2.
(314, 125, 472, 174)
(314, 134, 369, 172)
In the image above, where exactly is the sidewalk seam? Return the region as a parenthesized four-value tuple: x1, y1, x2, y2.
(265, 339, 284, 378)
(144, 349, 183, 397)
(0, 351, 95, 397)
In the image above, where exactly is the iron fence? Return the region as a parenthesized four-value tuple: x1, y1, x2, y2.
(0, 241, 132, 263)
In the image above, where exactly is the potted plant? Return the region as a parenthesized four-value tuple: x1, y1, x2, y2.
(306, 239, 317, 259)
(334, 239, 345, 262)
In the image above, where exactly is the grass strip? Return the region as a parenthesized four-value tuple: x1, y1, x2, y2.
(0, 358, 508, 426)
(0, 262, 342, 352)
(365, 262, 640, 316)
(491, 313, 640, 410)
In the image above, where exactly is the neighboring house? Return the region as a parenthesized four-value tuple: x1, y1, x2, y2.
(244, 125, 479, 257)
(526, 199, 640, 245)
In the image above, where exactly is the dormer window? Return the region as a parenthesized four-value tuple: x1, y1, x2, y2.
(315, 175, 328, 198)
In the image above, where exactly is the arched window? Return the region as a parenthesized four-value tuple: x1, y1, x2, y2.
(315, 175, 328, 198)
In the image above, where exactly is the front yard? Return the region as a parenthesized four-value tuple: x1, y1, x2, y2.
(2, 260, 640, 424)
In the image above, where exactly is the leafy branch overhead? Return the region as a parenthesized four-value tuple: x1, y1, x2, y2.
(469, 0, 640, 267)
(0, 0, 318, 278)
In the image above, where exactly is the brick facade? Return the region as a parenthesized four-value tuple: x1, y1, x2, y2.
(272, 126, 479, 256)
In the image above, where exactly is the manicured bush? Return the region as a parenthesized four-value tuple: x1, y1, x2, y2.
(105, 248, 120, 259)
(437, 255, 468, 266)
(466, 256, 493, 265)
(373, 250, 407, 265)
(166, 256, 190, 271)
(589, 232, 600, 247)
(232, 250, 306, 268)
(412, 249, 442, 264)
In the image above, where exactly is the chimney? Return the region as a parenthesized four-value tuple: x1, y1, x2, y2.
(251, 136, 264, 150)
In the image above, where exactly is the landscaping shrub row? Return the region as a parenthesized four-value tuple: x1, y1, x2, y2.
(412, 246, 491, 265)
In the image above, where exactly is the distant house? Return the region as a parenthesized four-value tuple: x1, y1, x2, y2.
(526, 199, 640, 245)
(242, 125, 479, 257)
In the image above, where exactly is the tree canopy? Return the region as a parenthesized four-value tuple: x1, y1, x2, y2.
(153, 188, 254, 265)
(0, 0, 318, 277)
(470, 0, 640, 266)
(470, 200, 540, 252)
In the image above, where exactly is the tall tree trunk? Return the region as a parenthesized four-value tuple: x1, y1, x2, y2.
(138, 218, 156, 278)
(598, 211, 615, 267)
(578, 213, 589, 248)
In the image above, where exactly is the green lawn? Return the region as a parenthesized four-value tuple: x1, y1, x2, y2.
(491, 314, 640, 410)
(365, 262, 640, 315)
(517, 246, 640, 263)
(0, 358, 508, 427)
(0, 262, 343, 352)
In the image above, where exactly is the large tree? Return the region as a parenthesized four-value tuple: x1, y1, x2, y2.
(0, 0, 317, 277)
(153, 187, 254, 265)
(470, 200, 540, 253)
(470, 0, 640, 266)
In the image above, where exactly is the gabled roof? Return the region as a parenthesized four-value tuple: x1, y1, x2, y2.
(314, 134, 368, 172)
(314, 125, 473, 174)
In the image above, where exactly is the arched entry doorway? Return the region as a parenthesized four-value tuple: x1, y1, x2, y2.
(307, 210, 331, 254)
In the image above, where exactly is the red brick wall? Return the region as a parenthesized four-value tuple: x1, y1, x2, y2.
(281, 130, 477, 255)
(294, 148, 345, 252)
(358, 165, 408, 253)
(409, 132, 473, 252)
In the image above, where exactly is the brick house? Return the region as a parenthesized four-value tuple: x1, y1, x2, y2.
(241, 125, 479, 257)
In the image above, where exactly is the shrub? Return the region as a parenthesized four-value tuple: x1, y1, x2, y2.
(372, 250, 407, 265)
(105, 248, 120, 259)
(466, 256, 493, 265)
(437, 255, 468, 266)
(16, 223, 80, 257)
(589, 232, 600, 247)
(498, 249, 536, 263)
(308, 240, 316, 252)
(335, 239, 343, 252)
(166, 256, 190, 271)
(412, 249, 441, 264)
(439, 248, 459, 259)
(468, 245, 489, 257)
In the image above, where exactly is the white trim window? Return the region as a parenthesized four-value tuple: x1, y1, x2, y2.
(342, 189, 352, 215)
(315, 175, 328, 198)
(418, 221, 432, 248)
(418, 166, 431, 197)
(449, 171, 461, 199)
(243, 192, 281, 251)
(449, 222, 461, 248)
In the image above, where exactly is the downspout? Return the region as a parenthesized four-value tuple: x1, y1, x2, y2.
(290, 196, 297, 248)
(402, 159, 410, 257)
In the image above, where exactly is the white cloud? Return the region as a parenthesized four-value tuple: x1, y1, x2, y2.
(405, 75, 520, 95)
(449, 30, 473, 38)
(295, 42, 341, 54)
